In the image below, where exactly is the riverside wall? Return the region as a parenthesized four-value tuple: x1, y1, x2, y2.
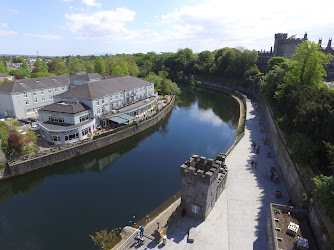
(4, 96, 175, 179)
(202, 80, 333, 249)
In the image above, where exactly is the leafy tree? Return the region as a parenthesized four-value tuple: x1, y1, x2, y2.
(268, 57, 287, 71)
(312, 175, 334, 221)
(13, 57, 24, 63)
(67, 56, 85, 74)
(112, 60, 129, 76)
(89, 228, 118, 249)
(31, 72, 52, 78)
(48, 58, 66, 74)
(0, 62, 9, 74)
(21, 61, 30, 73)
(32, 67, 42, 73)
(34, 60, 48, 73)
(93, 56, 106, 75)
(7, 132, 25, 155)
(9, 68, 29, 79)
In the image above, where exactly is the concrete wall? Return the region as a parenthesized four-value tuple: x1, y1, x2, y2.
(5, 95, 175, 178)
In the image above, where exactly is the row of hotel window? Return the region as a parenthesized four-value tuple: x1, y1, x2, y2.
(95, 86, 153, 106)
(51, 128, 91, 141)
(23, 87, 67, 105)
(49, 114, 91, 123)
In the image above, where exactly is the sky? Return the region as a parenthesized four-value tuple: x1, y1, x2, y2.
(1, 0, 334, 56)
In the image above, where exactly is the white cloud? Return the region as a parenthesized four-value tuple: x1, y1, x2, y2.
(7, 8, 19, 14)
(0, 23, 8, 28)
(0, 30, 17, 36)
(25, 33, 63, 39)
(63, 0, 73, 2)
(154, 0, 334, 52)
(65, 8, 138, 40)
(81, 0, 101, 8)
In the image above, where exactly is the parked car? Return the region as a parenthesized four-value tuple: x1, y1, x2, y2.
(18, 121, 25, 126)
(29, 124, 40, 131)
(18, 119, 30, 124)
(0, 117, 5, 122)
(17, 129, 26, 135)
(27, 117, 38, 122)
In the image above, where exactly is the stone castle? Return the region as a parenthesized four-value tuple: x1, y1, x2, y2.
(257, 33, 334, 80)
(180, 155, 228, 220)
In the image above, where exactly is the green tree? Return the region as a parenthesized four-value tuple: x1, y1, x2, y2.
(13, 57, 24, 63)
(0, 62, 9, 74)
(34, 60, 49, 73)
(285, 41, 333, 87)
(112, 60, 129, 76)
(312, 175, 334, 221)
(268, 57, 287, 71)
(48, 58, 66, 74)
(67, 56, 85, 74)
(93, 56, 106, 75)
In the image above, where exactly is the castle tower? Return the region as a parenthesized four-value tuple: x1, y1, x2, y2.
(304, 32, 308, 40)
(327, 38, 332, 48)
(318, 38, 322, 46)
(180, 155, 228, 220)
(273, 33, 288, 57)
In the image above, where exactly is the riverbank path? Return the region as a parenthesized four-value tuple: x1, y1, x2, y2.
(132, 95, 289, 250)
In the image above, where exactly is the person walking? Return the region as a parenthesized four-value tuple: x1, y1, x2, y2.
(253, 142, 256, 149)
(140, 225, 144, 237)
(254, 161, 258, 168)
(251, 160, 254, 168)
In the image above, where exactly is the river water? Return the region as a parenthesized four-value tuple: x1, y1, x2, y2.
(0, 86, 239, 249)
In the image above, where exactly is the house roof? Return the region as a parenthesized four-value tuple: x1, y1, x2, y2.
(0, 73, 11, 77)
(39, 101, 90, 114)
(57, 76, 153, 100)
(0, 75, 70, 94)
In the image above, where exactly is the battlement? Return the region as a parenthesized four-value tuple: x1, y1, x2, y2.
(180, 155, 222, 184)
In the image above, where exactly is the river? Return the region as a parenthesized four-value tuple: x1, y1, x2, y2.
(0, 86, 239, 249)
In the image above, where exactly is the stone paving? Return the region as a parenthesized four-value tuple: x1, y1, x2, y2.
(131, 95, 289, 250)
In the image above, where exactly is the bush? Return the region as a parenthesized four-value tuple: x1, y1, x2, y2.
(312, 175, 334, 221)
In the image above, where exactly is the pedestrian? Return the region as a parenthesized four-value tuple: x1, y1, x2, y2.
(140, 225, 144, 237)
(251, 160, 254, 167)
(157, 222, 160, 229)
(255, 161, 258, 168)
(253, 142, 256, 149)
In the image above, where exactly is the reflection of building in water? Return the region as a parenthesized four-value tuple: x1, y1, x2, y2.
(81, 152, 121, 172)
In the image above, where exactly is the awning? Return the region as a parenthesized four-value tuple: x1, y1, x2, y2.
(118, 114, 136, 121)
(108, 117, 128, 124)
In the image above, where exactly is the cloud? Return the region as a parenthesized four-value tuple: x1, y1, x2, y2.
(81, 0, 101, 8)
(154, 0, 334, 52)
(63, 0, 73, 2)
(0, 30, 17, 36)
(7, 8, 19, 14)
(0, 23, 8, 28)
(24, 33, 63, 39)
(65, 8, 138, 40)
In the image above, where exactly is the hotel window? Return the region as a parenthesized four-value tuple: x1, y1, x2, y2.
(42, 96, 45, 101)
(49, 96, 53, 100)
(62, 87, 65, 91)
(41, 91, 44, 95)
(97, 108, 100, 114)
(49, 116, 64, 123)
(55, 88, 58, 93)
(33, 92, 36, 96)
(96, 100, 99, 106)
(24, 92, 27, 98)
(25, 100, 29, 105)
(102, 99, 105, 104)
(51, 135, 60, 142)
(48, 89, 52, 93)
(102, 106, 105, 114)
(34, 98, 37, 103)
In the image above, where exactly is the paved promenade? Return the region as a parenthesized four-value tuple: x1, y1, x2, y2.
(131, 95, 289, 250)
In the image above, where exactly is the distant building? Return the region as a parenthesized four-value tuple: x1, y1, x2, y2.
(38, 75, 156, 145)
(257, 33, 334, 80)
(0, 73, 105, 118)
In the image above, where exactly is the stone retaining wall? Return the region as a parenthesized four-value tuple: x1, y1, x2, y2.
(4, 96, 175, 179)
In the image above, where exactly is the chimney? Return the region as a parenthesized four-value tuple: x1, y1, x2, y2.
(304, 32, 308, 39)
(328, 38, 332, 48)
(318, 38, 322, 46)
(270, 47, 273, 53)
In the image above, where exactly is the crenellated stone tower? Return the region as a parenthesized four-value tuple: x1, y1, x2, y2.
(180, 155, 228, 220)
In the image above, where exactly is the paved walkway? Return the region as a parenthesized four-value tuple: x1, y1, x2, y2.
(132, 95, 289, 250)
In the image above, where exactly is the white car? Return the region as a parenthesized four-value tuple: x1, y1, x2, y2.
(17, 129, 27, 135)
(29, 124, 40, 131)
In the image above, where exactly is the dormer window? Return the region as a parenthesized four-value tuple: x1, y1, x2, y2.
(33, 92, 36, 96)
(24, 92, 27, 98)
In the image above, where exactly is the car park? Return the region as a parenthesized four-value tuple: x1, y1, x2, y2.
(27, 117, 38, 122)
(29, 124, 40, 131)
(18, 119, 30, 124)
(17, 129, 27, 135)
